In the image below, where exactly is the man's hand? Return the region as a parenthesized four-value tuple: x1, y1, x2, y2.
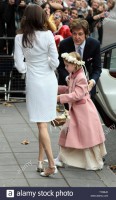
(88, 80, 95, 92)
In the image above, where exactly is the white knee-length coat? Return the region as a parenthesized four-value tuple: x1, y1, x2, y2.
(14, 30, 59, 122)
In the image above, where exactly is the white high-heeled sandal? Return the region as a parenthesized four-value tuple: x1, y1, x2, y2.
(40, 166, 58, 177)
(36, 161, 44, 172)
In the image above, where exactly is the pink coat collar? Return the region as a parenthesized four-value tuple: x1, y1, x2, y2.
(70, 68, 83, 79)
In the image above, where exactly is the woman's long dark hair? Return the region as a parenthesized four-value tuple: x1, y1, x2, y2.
(19, 4, 48, 48)
(41, 2, 52, 15)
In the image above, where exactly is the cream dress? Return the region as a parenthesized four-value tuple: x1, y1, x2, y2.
(59, 144, 106, 170)
(14, 30, 59, 122)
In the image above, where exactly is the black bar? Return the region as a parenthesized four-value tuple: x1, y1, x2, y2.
(0, 37, 14, 40)
(0, 91, 25, 93)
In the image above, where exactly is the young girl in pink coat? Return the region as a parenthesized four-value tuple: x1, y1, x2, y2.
(57, 52, 107, 170)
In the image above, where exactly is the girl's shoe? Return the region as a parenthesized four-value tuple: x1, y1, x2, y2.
(40, 166, 58, 177)
(44, 158, 63, 167)
(36, 161, 44, 172)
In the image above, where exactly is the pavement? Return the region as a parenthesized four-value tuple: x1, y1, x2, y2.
(0, 101, 116, 187)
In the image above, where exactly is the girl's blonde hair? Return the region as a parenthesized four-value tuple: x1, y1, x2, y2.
(63, 52, 82, 70)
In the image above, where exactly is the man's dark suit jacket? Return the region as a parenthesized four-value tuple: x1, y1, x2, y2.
(58, 36, 102, 95)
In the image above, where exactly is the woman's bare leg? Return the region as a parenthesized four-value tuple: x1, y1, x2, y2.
(38, 136, 44, 162)
(37, 122, 54, 168)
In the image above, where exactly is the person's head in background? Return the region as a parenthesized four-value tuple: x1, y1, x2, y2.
(97, 2, 107, 13)
(75, 0, 81, 9)
(69, 18, 89, 45)
(67, 0, 76, 8)
(91, 0, 100, 10)
(70, 7, 78, 19)
(81, 0, 88, 9)
(78, 0, 89, 18)
(41, 2, 52, 17)
(62, 7, 71, 22)
(20, 4, 47, 47)
(107, 0, 115, 11)
(53, 10, 63, 28)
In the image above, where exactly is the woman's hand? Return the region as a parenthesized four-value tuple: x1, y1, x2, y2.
(66, 76, 70, 86)
(57, 95, 60, 102)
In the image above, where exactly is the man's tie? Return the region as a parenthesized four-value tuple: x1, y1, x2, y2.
(77, 46, 82, 58)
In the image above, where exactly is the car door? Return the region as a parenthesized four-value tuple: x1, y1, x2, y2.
(94, 43, 116, 127)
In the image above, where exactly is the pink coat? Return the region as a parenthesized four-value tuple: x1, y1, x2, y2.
(58, 68, 105, 149)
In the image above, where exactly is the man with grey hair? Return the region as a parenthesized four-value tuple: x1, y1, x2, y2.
(58, 18, 101, 96)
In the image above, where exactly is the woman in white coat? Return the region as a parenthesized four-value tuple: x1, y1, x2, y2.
(14, 4, 59, 177)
